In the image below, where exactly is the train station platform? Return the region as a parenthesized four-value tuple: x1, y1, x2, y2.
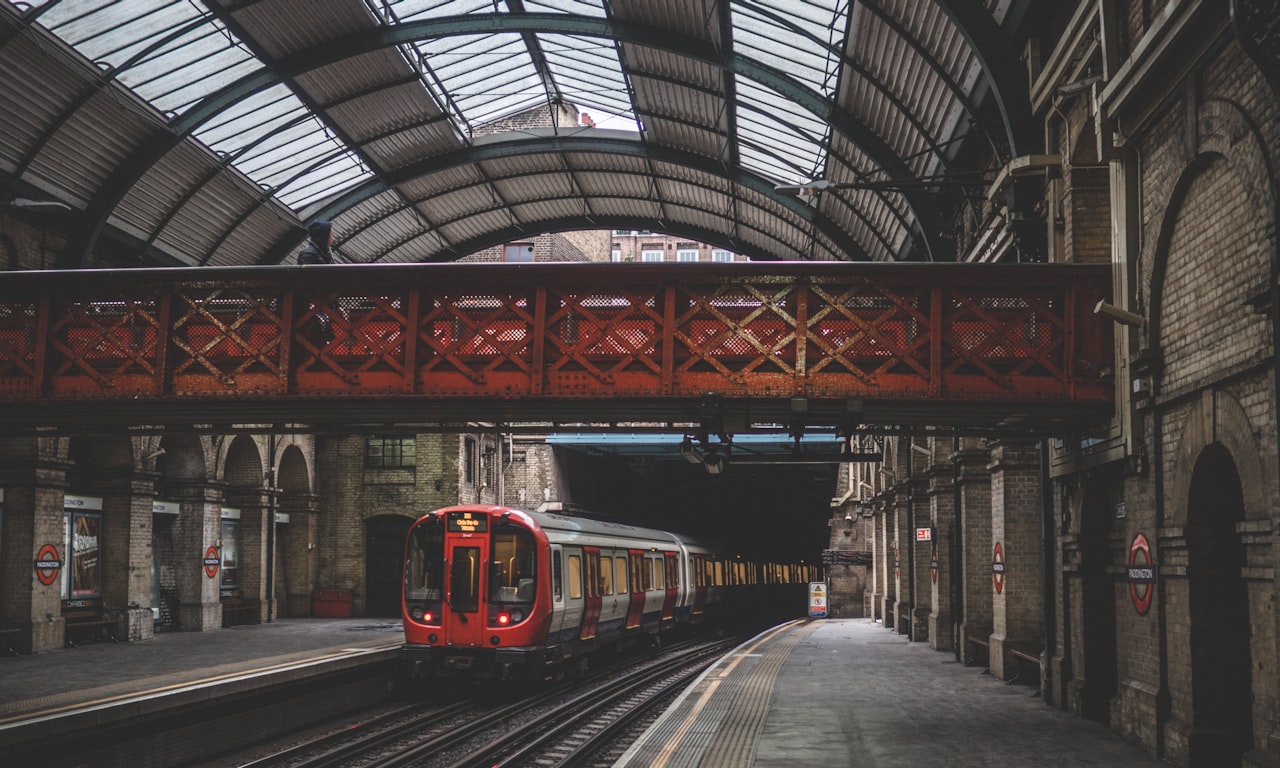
(618, 618, 1172, 767)
(0, 618, 403, 763)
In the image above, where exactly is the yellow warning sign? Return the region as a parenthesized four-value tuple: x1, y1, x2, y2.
(808, 581, 828, 618)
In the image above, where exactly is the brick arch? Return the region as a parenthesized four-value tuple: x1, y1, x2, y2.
(1144, 98, 1276, 370)
(223, 434, 264, 489)
(1165, 388, 1270, 528)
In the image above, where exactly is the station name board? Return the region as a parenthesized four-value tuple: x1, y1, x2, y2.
(447, 511, 488, 533)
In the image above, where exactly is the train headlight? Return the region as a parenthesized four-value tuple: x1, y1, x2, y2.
(497, 612, 511, 626)
(510, 609, 524, 623)
(422, 611, 434, 623)
(409, 605, 424, 621)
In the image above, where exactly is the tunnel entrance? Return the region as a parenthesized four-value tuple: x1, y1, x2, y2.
(365, 515, 412, 618)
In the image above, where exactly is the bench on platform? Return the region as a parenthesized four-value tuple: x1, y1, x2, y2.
(964, 633, 990, 668)
(1005, 644, 1043, 694)
(63, 600, 116, 647)
(0, 626, 20, 655)
(221, 597, 261, 627)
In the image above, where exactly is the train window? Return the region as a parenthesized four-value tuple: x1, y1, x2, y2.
(631, 555, 645, 592)
(599, 554, 613, 595)
(567, 554, 583, 599)
(615, 556, 629, 594)
(405, 517, 444, 601)
(552, 550, 563, 602)
(714, 560, 724, 586)
(645, 558, 656, 590)
(667, 556, 679, 589)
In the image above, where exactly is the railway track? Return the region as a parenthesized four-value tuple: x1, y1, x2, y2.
(231, 637, 738, 768)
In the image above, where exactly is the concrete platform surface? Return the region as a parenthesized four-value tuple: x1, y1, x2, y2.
(619, 618, 1172, 767)
(0, 618, 403, 731)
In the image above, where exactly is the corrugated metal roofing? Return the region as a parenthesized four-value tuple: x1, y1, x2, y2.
(1, 0, 1037, 267)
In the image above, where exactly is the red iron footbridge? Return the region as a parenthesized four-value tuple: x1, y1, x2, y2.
(0, 262, 1113, 435)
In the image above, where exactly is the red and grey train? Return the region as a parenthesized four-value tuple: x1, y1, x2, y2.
(401, 502, 816, 681)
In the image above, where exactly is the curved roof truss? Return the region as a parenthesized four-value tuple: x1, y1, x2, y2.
(0, 1, 1042, 268)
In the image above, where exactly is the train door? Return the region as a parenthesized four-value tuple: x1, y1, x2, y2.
(662, 552, 678, 622)
(580, 546, 601, 640)
(692, 553, 708, 617)
(443, 513, 486, 647)
(626, 549, 645, 629)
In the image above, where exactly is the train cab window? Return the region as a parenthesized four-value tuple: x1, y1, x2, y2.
(489, 523, 536, 604)
(567, 554, 583, 599)
(405, 517, 444, 601)
(615, 556, 629, 594)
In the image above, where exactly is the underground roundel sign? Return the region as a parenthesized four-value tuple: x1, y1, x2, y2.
(34, 544, 62, 586)
(204, 546, 221, 579)
(1128, 533, 1156, 615)
(992, 542, 1005, 594)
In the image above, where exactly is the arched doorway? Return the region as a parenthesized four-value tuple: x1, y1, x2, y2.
(366, 515, 412, 617)
(1186, 444, 1252, 766)
(1078, 480, 1117, 724)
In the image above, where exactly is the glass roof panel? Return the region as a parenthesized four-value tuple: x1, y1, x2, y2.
(416, 32, 545, 130)
(522, 0, 607, 15)
(19, 1, 375, 212)
(541, 34, 632, 124)
(735, 79, 829, 183)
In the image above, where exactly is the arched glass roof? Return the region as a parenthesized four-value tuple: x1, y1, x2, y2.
(0, 0, 1040, 267)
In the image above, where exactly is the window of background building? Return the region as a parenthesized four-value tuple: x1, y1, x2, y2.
(464, 437, 476, 485)
(611, 249, 622, 262)
(712, 250, 733, 262)
(367, 436, 416, 468)
(642, 250, 663, 262)
(677, 249, 698, 262)
(505, 243, 534, 262)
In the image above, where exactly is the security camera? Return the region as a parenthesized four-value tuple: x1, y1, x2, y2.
(143, 448, 166, 460)
(1094, 300, 1145, 327)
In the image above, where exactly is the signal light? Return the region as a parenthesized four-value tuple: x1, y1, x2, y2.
(497, 612, 511, 625)
(422, 612, 433, 624)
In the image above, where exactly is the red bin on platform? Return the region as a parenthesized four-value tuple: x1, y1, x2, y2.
(311, 589, 353, 618)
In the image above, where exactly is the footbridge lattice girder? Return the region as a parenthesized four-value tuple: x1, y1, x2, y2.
(0, 263, 1113, 434)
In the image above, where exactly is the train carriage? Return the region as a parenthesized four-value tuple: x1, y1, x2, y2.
(401, 503, 729, 681)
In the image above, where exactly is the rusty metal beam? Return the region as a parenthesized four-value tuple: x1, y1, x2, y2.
(0, 262, 1113, 435)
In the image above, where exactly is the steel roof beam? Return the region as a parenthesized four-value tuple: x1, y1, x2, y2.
(257, 135, 870, 264)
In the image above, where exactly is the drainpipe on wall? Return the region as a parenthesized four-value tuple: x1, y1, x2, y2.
(1040, 440, 1054, 699)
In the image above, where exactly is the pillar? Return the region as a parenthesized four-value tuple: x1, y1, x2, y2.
(97, 470, 157, 641)
(928, 444, 956, 652)
(170, 482, 223, 630)
(957, 438, 993, 664)
(278, 493, 319, 618)
(988, 441, 1044, 682)
(0, 437, 72, 653)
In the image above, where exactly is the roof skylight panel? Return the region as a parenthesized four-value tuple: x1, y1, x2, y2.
(542, 34, 632, 122)
(521, 0, 608, 16)
(422, 33, 545, 127)
(736, 80, 827, 183)
(374, 0, 496, 21)
(284, 158, 373, 210)
(731, 0, 846, 92)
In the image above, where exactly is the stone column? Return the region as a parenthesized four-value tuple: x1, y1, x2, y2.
(909, 461, 931, 642)
(928, 445, 957, 652)
(97, 470, 157, 641)
(865, 506, 878, 619)
(227, 488, 270, 623)
(0, 438, 72, 653)
(278, 493, 320, 618)
(893, 489, 909, 635)
(170, 482, 223, 631)
(957, 438, 993, 665)
(876, 507, 891, 625)
(988, 441, 1044, 682)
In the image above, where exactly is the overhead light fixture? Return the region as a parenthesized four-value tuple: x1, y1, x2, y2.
(911, 444, 931, 457)
(774, 179, 832, 196)
(4, 197, 72, 212)
(1057, 73, 1103, 96)
(1094, 300, 1145, 327)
